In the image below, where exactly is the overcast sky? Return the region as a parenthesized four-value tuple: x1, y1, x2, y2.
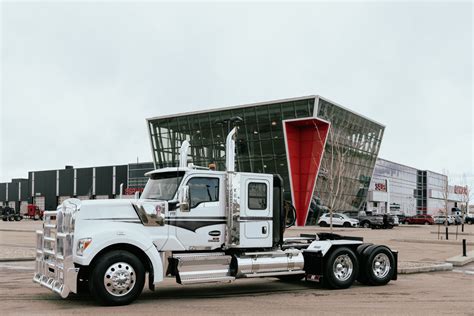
(1, 1, 472, 186)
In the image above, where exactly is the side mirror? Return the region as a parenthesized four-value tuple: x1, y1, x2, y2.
(178, 185, 190, 212)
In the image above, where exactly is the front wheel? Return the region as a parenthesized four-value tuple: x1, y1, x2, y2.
(424, 221, 429, 225)
(323, 247, 358, 289)
(362, 221, 371, 229)
(89, 250, 145, 306)
(319, 221, 328, 227)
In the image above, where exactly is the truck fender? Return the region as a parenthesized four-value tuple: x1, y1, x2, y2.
(305, 239, 364, 257)
(74, 230, 164, 284)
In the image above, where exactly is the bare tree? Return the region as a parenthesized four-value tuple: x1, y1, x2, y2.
(440, 170, 451, 237)
(312, 122, 353, 233)
(459, 174, 472, 226)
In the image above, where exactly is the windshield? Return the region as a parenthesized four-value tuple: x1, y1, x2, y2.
(141, 171, 184, 200)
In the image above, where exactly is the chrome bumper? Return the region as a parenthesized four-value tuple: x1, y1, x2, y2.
(33, 210, 79, 298)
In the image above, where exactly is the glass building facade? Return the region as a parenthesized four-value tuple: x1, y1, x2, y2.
(147, 96, 385, 217)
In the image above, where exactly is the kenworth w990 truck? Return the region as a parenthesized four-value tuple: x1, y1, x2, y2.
(33, 128, 397, 305)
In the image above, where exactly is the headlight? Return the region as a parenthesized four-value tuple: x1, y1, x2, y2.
(76, 238, 92, 256)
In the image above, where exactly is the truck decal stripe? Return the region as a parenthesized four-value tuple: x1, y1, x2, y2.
(166, 219, 225, 232)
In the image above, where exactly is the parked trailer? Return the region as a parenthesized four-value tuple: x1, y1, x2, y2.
(33, 129, 398, 306)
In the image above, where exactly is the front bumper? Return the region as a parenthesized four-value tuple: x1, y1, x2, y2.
(33, 208, 79, 298)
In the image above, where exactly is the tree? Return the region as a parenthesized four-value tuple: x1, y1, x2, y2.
(312, 122, 352, 233)
(459, 174, 472, 227)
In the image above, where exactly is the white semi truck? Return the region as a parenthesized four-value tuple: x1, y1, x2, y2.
(33, 128, 397, 305)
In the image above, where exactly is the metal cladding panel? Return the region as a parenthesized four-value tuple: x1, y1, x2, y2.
(58, 169, 74, 196)
(283, 118, 330, 226)
(115, 165, 128, 195)
(6, 182, 16, 201)
(0, 183, 7, 201)
(76, 168, 93, 196)
(95, 166, 113, 196)
(20, 179, 29, 201)
(32, 170, 57, 210)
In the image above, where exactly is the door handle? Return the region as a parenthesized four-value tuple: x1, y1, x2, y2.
(262, 226, 267, 234)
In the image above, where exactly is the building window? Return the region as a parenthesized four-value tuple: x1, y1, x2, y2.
(248, 182, 267, 210)
(188, 177, 219, 209)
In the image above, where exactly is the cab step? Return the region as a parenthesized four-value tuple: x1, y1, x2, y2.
(170, 252, 234, 285)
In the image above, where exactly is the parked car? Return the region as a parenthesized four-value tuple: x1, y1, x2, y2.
(465, 214, 474, 225)
(405, 214, 434, 225)
(342, 210, 394, 228)
(318, 213, 359, 227)
(396, 214, 408, 224)
(434, 215, 454, 225)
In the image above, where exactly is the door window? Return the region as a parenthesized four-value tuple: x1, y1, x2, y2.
(248, 182, 267, 210)
(187, 177, 220, 209)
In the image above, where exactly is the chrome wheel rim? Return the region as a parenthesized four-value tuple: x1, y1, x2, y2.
(103, 262, 136, 297)
(332, 254, 353, 282)
(372, 253, 390, 279)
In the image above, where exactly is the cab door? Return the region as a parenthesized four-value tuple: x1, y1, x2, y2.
(238, 174, 273, 248)
(171, 173, 226, 250)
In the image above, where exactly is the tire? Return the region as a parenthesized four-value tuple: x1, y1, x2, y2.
(2, 217, 7, 221)
(14, 215, 21, 221)
(343, 222, 351, 228)
(8, 216, 14, 221)
(357, 245, 395, 286)
(323, 247, 358, 289)
(356, 243, 373, 284)
(89, 250, 145, 306)
(319, 221, 328, 227)
(424, 221, 429, 225)
(361, 221, 371, 229)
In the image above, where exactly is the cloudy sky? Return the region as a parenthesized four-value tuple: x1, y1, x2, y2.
(1, 1, 472, 185)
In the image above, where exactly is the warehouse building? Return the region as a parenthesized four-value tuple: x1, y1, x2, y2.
(147, 95, 385, 224)
(368, 158, 465, 216)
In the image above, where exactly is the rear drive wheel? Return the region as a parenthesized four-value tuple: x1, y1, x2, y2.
(89, 250, 145, 306)
(357, 245, 395, 286)
(323, 247, 358, 289)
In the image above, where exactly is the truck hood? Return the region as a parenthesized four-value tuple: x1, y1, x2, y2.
(68, 199, 139, 220)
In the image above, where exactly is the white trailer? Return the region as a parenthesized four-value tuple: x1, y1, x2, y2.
(33, 128, 397, 306)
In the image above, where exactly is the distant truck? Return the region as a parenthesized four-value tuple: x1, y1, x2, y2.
(0, 204, 43, 222)
(1, 206, 22, 221)
(24, 204, 44, 220)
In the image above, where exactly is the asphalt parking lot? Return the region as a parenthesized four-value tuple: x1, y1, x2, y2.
(1, 221, 473, 315)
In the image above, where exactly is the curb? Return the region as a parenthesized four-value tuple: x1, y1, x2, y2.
(446, 251, 474, 267)
(0, 229, 37, 233)
(391, 238, 473, 246)
(0, 257, 35, 262)
(398, 262, 453, 274)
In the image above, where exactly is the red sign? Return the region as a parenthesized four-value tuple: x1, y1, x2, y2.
(454, 186, 468, 195)
(375, 182, 387, 192)
(124, 187, 144, 195)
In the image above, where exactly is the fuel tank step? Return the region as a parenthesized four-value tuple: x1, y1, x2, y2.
(171, 252, 235, 285)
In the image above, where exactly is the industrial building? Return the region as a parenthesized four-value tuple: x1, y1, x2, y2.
(0, 163, 153, 212)
(367, 158, 465, 216)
